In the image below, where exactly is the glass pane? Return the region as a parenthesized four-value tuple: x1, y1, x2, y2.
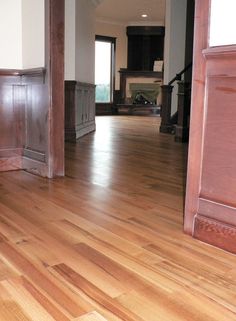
(95, 41, 111, 103)
(210, 0, 236, 46)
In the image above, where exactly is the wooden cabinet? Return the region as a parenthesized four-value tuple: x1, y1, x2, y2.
(65, 81, 96, 142)
(127, 26, 165, 71)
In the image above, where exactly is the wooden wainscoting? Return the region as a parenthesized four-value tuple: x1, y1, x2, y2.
(184, 0, 236, 254)
(0, 0, 65, 178)
(0, 69, 46, 173)
(192, 46, 236, 253)
(65, 81, 96, 142)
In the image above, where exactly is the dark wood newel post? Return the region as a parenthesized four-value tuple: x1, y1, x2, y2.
(160, 85, 174, 133)
(46, 0, 65, 177)
(175, 81, 191, 142)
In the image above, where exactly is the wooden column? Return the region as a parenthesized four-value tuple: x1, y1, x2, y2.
(184, 0, 210, 234)
(44, 0, 65, 177)
(160, 85, 174, 133)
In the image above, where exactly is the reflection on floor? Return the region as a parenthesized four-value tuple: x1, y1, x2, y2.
(0, 116, 235, 321)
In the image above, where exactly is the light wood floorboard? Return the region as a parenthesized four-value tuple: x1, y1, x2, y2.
(0, 116, 236, 320)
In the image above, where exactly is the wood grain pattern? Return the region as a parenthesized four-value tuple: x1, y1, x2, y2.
(0, 0, 64, 178)
(184, 0, 236, 253)
(0, 116, 236, 320)
(65, 81, 96, 142)
(75, 312, 108, 321)
(184, 0, 210, 233)
(194, 215, 236, 254)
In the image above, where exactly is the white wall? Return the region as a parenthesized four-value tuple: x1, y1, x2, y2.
(164, 0, 187, 114)
(75, 0, 96, 83)
(65, 0, 76, 79)
(22, 0, 45, 68)
(95, 21, 127, 89)
(0, 0, 45, 69)
(65, 0, 96, 83)
(0, 0, 22, 69)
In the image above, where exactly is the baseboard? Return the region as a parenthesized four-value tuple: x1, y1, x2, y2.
(22, 157, 48, 177)
(23, 149, 46, 162)
(76, 121, 96, 139)
(194, 214, 236, 254)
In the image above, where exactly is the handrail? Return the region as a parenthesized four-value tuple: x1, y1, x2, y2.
(168, 62, 192, 86)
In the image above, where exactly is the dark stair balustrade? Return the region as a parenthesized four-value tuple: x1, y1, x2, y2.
(160, 85, 174, 133)
(175, 81, 191, 143)
(160, 63, 192, 141)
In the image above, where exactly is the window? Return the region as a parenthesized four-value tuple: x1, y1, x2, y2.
(210, 0, 236, 46)
(95, 36, 116, 103)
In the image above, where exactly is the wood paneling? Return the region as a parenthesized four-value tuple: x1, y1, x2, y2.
(194, 215, 236, 254)
(0, 73, 26, 172)
(65, 81, 96, 142)
(184, 0, 236, 254)
(0, 0, 65, 178)
(0, 69, 48, 175)
(192, 46, 236, 250)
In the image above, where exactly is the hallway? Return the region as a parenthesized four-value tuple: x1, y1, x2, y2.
(0, 116, 235, 321)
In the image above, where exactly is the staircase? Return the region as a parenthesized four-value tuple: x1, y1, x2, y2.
(160, 63, 192, 143)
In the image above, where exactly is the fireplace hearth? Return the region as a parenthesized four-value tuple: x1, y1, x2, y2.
(119, 69, 163, 105)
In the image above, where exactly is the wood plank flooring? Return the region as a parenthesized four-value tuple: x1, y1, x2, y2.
(0, 116, 236, 320)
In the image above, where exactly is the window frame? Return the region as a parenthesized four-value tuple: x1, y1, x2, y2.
(95, 35, 116, 104)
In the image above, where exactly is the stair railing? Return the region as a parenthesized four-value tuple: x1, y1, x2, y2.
(160, 63, 192, 137)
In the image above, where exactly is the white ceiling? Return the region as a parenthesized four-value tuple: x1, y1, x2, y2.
(95, 0, 166, 25)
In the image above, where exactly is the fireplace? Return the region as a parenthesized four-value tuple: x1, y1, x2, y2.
(119, 69, 163, 105)
(129, 83, 161, 105)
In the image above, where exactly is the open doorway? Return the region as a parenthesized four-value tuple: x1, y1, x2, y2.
(64, 0, 195, 226)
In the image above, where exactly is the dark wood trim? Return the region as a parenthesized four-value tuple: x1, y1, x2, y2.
(194, 215, 236, 254)
(65, 81, 96, 142)
(119, 69, 163, 78)
(0, 68, 45, 77)
(184, 0, 195, 83)
(0, 69, 45, 85)
(96, 103, 114, 115)
(160, 85, 174, 133)
(95, 35, 116, 43)
(174, 81, 191, 142)
(45, 0, 65, 177)
(126, 26, 165, 36)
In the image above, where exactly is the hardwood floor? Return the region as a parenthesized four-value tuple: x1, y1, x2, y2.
(0, 116, 236, 321)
